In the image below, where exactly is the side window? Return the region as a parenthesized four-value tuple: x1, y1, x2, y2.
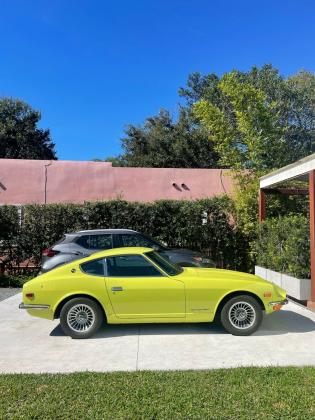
(106, 255, 162, 277)
(88, 234, 113, 250)
(80, 259, 105, 276)
(77, 235, 113, 250)
(120, 234, 155, 248)
(76, 235, 90, 249)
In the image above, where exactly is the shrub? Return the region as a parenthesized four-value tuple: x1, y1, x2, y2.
(256, 215, 310, 278)
(0, 274, 33, 288)
(0, 197, 249, 272)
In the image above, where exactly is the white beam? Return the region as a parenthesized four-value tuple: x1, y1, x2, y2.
(260, 153, 315, 189)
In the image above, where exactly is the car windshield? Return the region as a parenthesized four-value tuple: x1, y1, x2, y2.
(146, 251, 183, 276)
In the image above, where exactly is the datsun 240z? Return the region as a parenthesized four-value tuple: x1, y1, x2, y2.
(20, 247, 288, 338)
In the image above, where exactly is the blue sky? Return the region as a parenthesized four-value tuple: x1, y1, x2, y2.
(1, 0, 315, 160)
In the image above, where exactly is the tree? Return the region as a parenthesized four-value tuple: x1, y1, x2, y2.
(91, 156, 125, 166)
(285, 70, 315, 159)
(192, 65, 315, 248)
(193, 70, 288, 236)
(0, 98, 56, 160)
(119, 108, 221, 168)
(182, 65, 315, 168)
(193, 71, 287, 171)
(104, 64, 315, 173)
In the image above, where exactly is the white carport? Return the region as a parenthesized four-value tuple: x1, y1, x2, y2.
(259, 153, 315, 305)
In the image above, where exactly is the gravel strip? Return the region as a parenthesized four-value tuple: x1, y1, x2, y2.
(0, 288, 21, 302)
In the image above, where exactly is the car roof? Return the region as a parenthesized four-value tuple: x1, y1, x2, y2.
(81, 246, 153, 260)
(66, 229, 138, 236)
(39, 247, 156, 277)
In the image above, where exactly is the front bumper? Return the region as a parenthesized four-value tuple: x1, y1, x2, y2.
(19, 303, 50, 310)
(268, 298, 288, 311)
(269, 299, 288, 307)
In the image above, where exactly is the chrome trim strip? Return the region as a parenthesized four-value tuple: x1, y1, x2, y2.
(269, 299, 288, 306)
(19, 303, 50, 310)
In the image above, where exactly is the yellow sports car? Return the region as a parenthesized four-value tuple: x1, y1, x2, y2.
(19, 247, 287, 338)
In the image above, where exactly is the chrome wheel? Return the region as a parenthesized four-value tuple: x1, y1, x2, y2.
(67, 304, 95, 332)
(228, 301, 256, 330)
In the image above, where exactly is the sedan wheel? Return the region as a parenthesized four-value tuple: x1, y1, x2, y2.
(60, 297, 104, 339)
(220, 295, 263, 336)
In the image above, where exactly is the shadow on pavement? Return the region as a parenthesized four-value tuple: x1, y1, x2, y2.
(50, 308, 315, 339)
(50, 321, 223, 338)
(254, 309, 315, 336)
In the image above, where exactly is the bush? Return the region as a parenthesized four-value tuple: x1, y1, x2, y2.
(256, 215, 309, 278)
(0, 275, 33, 288)
(0, 197, 249, 272)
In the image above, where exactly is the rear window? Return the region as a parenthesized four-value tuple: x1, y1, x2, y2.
(80, 259, 105, 276)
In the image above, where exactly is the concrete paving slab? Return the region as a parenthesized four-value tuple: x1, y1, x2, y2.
(1, 293, 315, 373)
(0, 294, 139, 373)
(0, 288, 21, 302)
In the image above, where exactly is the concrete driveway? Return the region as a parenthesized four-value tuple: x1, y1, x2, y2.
(1, 293, 315, 373)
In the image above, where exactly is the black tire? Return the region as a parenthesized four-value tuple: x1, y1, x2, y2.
(220, 295, 263, 336)
(60, 297, 104, 339)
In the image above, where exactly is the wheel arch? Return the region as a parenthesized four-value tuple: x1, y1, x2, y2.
(54, 293, 107, 321)
(214, 290, 265, 318)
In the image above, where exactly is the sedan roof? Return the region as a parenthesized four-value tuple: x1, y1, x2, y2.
(67, 229, 138, 236)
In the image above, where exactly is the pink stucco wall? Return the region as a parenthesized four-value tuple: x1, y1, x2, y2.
(0, 159, 234, 205)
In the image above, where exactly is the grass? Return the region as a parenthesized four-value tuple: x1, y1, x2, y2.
(1, 367, 315, 419)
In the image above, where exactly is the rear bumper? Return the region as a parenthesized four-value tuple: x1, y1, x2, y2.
(19, 303, 50, 310)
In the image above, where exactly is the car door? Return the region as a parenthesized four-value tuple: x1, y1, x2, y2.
(104, 254, 185, 319)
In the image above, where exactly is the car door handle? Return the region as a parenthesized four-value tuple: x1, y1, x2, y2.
(111, 287, 123, 292)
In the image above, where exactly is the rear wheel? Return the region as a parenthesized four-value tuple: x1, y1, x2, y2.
(60, 297, 104, 339)
(220, 295, 263, 336)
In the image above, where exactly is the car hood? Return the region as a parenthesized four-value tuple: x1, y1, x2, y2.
(183, 267, 270, 285)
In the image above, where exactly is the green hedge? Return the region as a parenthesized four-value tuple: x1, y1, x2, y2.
(256, 215, 310, 278)
(0, 197, 249, 273)
(0, 275, 33, 288)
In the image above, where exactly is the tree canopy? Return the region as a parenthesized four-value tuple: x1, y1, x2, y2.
(117, 108, 221, 168)
(192, 65, 315, 238)
(105, 65, 315, 170)
(0, 98, 56, 160)
(193, 70, 286, 171)
(190, 65, 315, 171)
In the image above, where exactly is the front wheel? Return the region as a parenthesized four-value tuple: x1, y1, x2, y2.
(60, 297, 104, 339)
(220, 295, 263, 336)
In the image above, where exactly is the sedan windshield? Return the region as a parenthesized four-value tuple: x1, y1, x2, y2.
(146, 251, 183, 276)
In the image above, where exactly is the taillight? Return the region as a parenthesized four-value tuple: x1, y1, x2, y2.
(26, 293, 34, 299)
(42, 248, 59, 257)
